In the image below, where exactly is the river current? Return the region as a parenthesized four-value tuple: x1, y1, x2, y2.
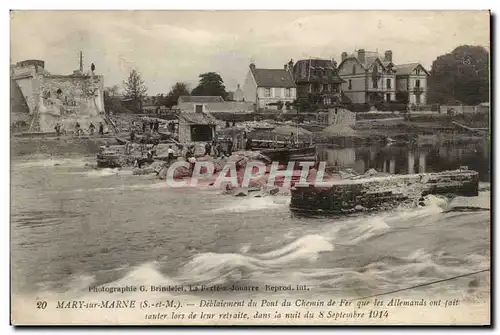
(10, 143, 491, 324)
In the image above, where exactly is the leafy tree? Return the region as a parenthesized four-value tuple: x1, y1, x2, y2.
(428, 45, 489, 105)
(161, 82, 190, 108)
(191, 72, 228, 100)
(123, 70, 147, 107)
(103, 85, 121, 112)
(104, 85, 120, 97)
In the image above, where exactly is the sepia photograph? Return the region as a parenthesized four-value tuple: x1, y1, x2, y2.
(9, 10, 491, 325)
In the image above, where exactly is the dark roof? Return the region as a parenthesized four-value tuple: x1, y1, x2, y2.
(395, 63, 429, 76)
(308, 59, 334, 68)
(178, 96, 225, 103)
(252, 69, 296, 88)
(339, 51, 387, 71)
(178, 111, 218, 125)
(293, 59, 346, 84)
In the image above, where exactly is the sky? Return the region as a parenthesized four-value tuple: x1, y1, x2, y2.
(10, 10, 490, 95)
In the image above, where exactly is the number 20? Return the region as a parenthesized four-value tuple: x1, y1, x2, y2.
(36, 301, 47, 309)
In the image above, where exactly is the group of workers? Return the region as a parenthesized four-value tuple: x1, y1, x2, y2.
(54, 122, 105, 137)
(204, 138, 233, 158)
(141, 119, 162, 134)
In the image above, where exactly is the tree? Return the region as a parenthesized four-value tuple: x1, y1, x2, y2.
(104, 85, 120, 98)
(428, 45, 489, 105)
(123, 70, 148, 105)
(191, 72, 228, 100)
(161, 82, 190, 108)
(103, 85, 121, 112)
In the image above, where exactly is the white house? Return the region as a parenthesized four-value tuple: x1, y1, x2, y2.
(395, 63, 429, 105)
(243, 63, 297, 110)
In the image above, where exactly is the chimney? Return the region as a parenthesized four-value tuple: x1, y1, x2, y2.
(341, 52, 348, 61)
(249, 63, 256, 72)
(384, 50, 393, 62)
(237, 84, 240, 89)
(357, 49, 365, 64)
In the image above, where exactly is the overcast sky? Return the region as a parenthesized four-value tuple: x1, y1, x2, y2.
(10, 10, 490, 95)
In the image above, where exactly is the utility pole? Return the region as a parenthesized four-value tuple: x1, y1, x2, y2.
(79, 51, 83, 73)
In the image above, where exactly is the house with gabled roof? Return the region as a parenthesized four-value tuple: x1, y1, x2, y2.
(395, 63, 429, 105)
(292, 58, 346, 107)
(177, 110, 217, 143)
(243, 62, 297, 110)
(337, 49, 397, 104)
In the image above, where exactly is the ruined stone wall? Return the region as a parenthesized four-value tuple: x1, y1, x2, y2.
(37, 75, 105, 132)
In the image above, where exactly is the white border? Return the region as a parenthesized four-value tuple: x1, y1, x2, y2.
(2, 1, 497, 334)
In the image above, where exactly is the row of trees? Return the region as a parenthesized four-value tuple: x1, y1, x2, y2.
(104, 70, 229, 112)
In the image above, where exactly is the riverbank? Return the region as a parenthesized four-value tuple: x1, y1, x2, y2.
(11, 110, 489, 157)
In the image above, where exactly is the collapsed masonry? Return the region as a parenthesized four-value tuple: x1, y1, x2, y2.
(11, 59, 108, 133)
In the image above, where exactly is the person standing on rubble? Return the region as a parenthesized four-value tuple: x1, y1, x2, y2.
(54, 123, 61, 136)
(204, 142, 212, 156)
(211, 138, 217, 157)
(188, 155, 197, 174)
(98, 122, 104, 136)
(290, 132, 296, 148)
(227, 139, 234, 156)
(129, 128, 136, 142)
(75, 122, 81, 136)
(167, 145, 175, 163)
(216, 142, 223, 158)
(88, 122, 95, 135)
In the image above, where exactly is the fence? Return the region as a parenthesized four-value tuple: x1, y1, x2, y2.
(439, 105, 488, 115)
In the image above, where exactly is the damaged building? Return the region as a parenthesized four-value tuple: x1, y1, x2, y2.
(10, 55, 105, 133)
(177, 111, 217, 143)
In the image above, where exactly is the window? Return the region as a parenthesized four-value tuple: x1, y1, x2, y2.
(416, 68, 421, 76)
(386, 93, 391, 102)
(275, 88, 281, 98)
(313, 84, 320, 93)
(386, 79, 391, 89)
(195, 104, 203, 113)
(264, 88, 271, 97)
(352, 65, 356, 75)
(348, 79, 352, 90)
(285, 88, 291, 97)
(415, 79, 420, 88)
(323, 84, 329, 92)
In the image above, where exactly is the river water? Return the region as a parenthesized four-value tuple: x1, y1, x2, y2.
(10, 142, 491, 324)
